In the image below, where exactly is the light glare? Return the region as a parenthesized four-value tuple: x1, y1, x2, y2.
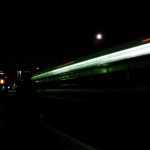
(31, 43, 150, 80)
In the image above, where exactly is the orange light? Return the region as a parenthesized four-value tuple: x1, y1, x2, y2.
(57, 61, 74, 68)
(0, 79, 4, 84)
(141, 38, 150, 43)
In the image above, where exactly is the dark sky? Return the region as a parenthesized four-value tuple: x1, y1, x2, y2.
(1, 3, 150, 70)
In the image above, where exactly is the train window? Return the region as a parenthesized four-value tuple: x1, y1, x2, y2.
(92, 67, 108, 88)
(50, 75, 61, 88)
(35, 79, 43, 83)
(60, 74, 70, 87)
(64, 72, 80, 88)
(79, 70, 92, 88)
(108, 63, 127, 72)
(129, 57, 150, 70)
(42, 77, 56, 88)
(55, 76, 61, 81)
(93, 67, 107, 74)
(69, 72, 79, 79)
(48, 77, 55, 82)
(80, 70, 92, 77)
(129, 58, 150, 87)
(107, 63, 128, 87)
(43, 78, 49, 83)
(61, 74, 69, 80)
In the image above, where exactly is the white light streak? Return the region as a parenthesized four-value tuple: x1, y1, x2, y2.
(31, 43, 150, 80)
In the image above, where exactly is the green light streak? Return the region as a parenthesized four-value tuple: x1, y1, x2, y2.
(31, 43, 150, 80)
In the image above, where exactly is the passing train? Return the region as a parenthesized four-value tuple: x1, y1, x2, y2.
(31, 36, 150, 101)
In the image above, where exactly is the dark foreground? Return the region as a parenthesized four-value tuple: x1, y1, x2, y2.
(0, 95, 98, 150)
(1, 94, 150, 149)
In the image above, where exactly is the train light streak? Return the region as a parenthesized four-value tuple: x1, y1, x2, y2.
(31, 43, 150, 80)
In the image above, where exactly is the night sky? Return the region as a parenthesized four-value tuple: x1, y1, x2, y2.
(1, 3, 150, 71)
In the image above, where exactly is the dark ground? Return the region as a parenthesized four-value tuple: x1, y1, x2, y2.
(1, 93, 150, 150)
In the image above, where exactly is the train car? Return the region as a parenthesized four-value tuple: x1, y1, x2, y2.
(31, 36, 150, 102)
